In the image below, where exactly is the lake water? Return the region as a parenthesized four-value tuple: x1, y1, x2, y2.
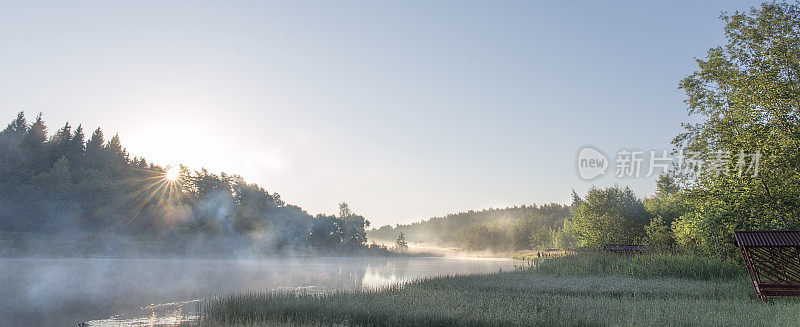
(0, 256, 518, 326)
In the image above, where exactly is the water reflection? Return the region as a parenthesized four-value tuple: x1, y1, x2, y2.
(0, 256, 516, 326)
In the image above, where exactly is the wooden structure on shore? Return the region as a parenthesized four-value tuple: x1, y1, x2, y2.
(734, 230, 800, 300)
(602, 244, 646, 254)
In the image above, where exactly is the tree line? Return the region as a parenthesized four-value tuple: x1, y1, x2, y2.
(368, 204, 573, 252)
(367, 182, 677, 254)
(0, 113, 376, 256)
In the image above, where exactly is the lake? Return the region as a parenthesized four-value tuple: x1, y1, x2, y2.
(0, 256, 518, 326)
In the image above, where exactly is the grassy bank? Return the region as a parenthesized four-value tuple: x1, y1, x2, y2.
(199, 254, 800, 326)
(533, 252, 745, 280)
(510, 249, 572, 261)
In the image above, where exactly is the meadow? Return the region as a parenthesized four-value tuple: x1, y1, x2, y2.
(197, 253, 800, 326)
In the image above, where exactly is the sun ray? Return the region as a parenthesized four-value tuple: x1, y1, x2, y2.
(165, 167, 180, 182)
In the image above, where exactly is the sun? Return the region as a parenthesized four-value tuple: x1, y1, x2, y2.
(165, 167, 180, 182)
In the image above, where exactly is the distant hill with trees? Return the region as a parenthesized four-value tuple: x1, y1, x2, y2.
(0, 112, 378, 257)
(366, 178, 686, 255)
(368, 203, 573, 253)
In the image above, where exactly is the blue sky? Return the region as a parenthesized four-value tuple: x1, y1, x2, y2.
(0, 1, 763, 226)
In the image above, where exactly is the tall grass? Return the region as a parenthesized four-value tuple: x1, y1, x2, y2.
(532, 253, 746, 280)
(197, 254, 797, 326)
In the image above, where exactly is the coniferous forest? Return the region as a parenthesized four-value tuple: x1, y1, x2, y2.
(0, 112, 375, 256)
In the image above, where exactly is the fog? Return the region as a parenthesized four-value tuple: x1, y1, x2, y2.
(0, 256, 517, 326)
(0, 111, 520, 327)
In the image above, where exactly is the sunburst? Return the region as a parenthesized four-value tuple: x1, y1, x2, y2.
(165, 166, 180, 182)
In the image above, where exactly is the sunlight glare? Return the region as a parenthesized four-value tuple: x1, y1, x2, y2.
(165, 167, 180, 182)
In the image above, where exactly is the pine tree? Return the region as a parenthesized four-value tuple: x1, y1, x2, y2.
(2, 111, 28, 137)
(49, 122, 73, 166)
(105, 133, 128, 170)
(570, 189, 582, 207)
(68, 124, 85, 165)
(395, 232, 408, 250)
(24, 113, 47, 148)
(339, 202, 352, 220)
(0, 112, 29, 175)
(23, 113, 48, 171)
(85, 127, 104, 169)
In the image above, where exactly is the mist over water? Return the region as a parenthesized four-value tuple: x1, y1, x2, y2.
(0, 256, 517, 326)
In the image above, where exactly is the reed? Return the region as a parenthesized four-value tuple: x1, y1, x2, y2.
(198, 254, 797, 326)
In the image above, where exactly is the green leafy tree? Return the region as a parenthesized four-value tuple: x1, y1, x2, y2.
(643, 174, 686, 248)
(553, 219, 578, 250)
(645, 216, 674, 249)
(570, 186, 650, 248)
(339, 202, 370, 247)
(309, 214, 341, 250)
(463, 224, 511, 252)
(672, 2, 800, 255)
(655, 174, 679, 197)
(528, 225, 553, 250)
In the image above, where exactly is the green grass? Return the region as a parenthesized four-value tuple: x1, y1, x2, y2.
(510, 249, 571, 261)
(198, 254, 800, 326)
(532, 252, 745, 280)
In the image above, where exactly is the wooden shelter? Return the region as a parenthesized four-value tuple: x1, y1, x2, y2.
(734, 230, 800, 299)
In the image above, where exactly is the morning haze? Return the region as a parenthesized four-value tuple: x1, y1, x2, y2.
(0, 1, 758, 226)
(4, 1, 796, 326)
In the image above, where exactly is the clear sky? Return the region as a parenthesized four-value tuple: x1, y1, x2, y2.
(0, 0, 764, 226)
